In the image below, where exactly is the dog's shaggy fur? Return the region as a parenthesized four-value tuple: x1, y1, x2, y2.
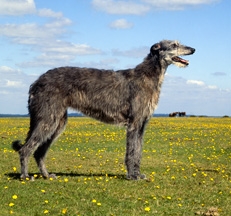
(12, 40, 195, 180)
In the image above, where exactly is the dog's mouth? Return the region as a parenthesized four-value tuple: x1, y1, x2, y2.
(172, 56, 189, 66)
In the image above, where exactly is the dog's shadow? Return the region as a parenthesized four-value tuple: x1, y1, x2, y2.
(5, 172, 126, 180)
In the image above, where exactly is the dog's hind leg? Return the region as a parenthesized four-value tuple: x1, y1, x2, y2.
(33, 111, 68, 179)
(15, 110, 66, 180)
(17, 132, 44, 180)
(125, 120, 148, 180)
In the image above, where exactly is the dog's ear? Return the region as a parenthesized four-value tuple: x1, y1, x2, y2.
(150, 43, 161, 56)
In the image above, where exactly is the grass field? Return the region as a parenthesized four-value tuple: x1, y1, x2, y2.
(0, 117, 230, 215)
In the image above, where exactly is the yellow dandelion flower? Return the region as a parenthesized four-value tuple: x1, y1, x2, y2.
(64, 178, 68, 182)
(44, 210, 49, 214)
(62, 208, 67, 214)
(12, 195, 18, 199)
(13, 167, 17, 172)
(97, 202, 101, 206)
(92, 199, 97, 203)
(44, 200, 49, 204)
(9, 203, 14, 207)
(144, 207, 151, 212)
(41, 189, 46, 193)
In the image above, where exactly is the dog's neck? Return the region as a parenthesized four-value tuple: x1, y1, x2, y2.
(135, 55, 168, 78)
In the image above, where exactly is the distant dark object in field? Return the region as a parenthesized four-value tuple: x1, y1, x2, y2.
(169, 112, 186, 117)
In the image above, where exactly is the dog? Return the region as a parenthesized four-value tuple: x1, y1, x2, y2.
(12, 40, 195, 180)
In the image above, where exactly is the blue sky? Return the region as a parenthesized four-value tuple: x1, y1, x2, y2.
(0, 0, 230, 116)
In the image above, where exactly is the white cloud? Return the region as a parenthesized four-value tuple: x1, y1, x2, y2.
(186, 80, 205, 86)
(0, 7, 72, 45)
(92, 0, 150, 15)
(6, 80, 24, 88)
(109, 19, 133, 29)
(0, 23, 58, 45)
(0, 90, 9, 95)
(142, 0, 219, 10)
(156, 75, 231, 116)
(43, 42, 101, 55)
(207, 85, 218, 89)
(0, 66, 37, 114)
(0, 67, 26, 90)
(0, 66, 35, 88)
(112, 46, 149, 58)
(0, 0, 36, 15)
(19, 41, 102, 68)
(38, 8, 64, 19)
(0, 66, 17, 73)
(92, 0, 219, 14)
(0, 10, 101, 68)
(75, 58, 120, 70)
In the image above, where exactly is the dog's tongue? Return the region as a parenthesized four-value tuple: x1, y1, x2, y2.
(172, 56, 189, 65)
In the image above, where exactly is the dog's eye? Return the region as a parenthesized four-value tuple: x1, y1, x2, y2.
(172, 43, 178, 48)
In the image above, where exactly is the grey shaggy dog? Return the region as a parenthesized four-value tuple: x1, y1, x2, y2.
(12, 40, 195, 180)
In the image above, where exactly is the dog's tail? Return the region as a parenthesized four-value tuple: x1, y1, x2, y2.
(12, 140, 23, 152)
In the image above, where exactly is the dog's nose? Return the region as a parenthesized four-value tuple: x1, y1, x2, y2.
(191, 48, 196, 53)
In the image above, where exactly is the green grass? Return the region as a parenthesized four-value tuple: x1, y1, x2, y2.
(0, 117, 231, 215)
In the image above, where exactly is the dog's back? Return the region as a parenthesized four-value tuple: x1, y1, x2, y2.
(29, 67, 133, 125)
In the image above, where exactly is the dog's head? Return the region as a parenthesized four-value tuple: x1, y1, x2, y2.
(150, 40, 195, 67)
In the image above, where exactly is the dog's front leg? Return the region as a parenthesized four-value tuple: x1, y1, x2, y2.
(125, 124, 146, 180)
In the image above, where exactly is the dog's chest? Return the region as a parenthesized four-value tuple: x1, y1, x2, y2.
(147, 94, 158, 116)
(142, 76, 164, 116)
(139, 83, 157, 116)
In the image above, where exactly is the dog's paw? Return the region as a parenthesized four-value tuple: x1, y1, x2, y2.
(139, 174, 147, 179)
(42, 173, 57, 180)
(48, 173, 57, 180)
(126, 174, 138, 180)
(20, 175, 34, 181)
(126, 173, 147, 180)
